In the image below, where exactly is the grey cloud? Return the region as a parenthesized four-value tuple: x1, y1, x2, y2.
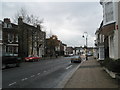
(1, 2, 103, 47)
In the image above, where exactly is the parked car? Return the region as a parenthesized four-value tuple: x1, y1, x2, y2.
(71, 56, 82, 63)
(24, 55, 41, 62)
(2, 54, 21, 69)
(64, 55, 70, 57)
(69, 54, 74, 57)
(87, 53, 93, 57)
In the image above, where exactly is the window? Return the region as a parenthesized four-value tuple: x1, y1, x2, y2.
(14, 47, 18, 54)
(8, 33, 14, 43)
(8, 46, 13, 54)
(100, 34, 102, 43)
(4, 23, 7, 28)
(3, 23, 12, 28)
(15, 34, 18, 42)
(103, 35, 104, 42)
(0, 28, 2, 40)
(8, 24, 12, 28)
(104, 2, 114, 23)
(109, 35, 114, 58)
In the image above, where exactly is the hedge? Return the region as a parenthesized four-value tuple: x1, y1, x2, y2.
(102, 58, 120, 73)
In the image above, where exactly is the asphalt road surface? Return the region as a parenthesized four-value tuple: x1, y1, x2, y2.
(2, 56, 81, 88)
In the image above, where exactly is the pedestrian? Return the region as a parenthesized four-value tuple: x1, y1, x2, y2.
(56, 54, 58, 58)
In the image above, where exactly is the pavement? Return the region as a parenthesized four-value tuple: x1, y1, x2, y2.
(64, 57, 119, 88)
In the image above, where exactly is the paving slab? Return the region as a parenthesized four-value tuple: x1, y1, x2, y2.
(64, 57, 118, 88)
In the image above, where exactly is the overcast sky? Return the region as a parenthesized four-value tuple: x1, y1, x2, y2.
(1, 1, 103, 47)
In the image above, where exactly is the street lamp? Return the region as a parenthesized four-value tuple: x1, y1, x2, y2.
(82, 32, 88, 60)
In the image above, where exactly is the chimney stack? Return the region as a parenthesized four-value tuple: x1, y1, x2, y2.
(4, 18, 11, 24)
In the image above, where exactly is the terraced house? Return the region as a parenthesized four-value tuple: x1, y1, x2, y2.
(1, 17, 46, 58)
(2, 18, 19, 56)
(95, 0, 120, 60)
(0, 20, 2, 57)
(18, 17, 46, 58)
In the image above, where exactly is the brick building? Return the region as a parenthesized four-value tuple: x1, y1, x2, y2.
(0, 20, 2, 57)
(2, 18, 19, 56)
(18, 17, 46, 58)
(1, 17, 46, 58)
(66, 47, 73, 55)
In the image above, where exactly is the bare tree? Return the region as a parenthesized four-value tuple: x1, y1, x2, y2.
(13, 7, 29, 23)
(13, 7, 44, 26)
(29, 14, 44, 27)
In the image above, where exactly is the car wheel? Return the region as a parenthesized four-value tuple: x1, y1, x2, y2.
(78, 61, 81, 63)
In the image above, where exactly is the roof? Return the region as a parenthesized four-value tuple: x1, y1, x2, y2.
(95, 21, 103, 35)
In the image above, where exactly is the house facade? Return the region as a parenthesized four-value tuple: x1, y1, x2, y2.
(73, 47, 84, 55)
(62, 43, 67, 55)
(1, 17, 46, 58)
(46, 35, 67, 56)
(66, 47, 73, 55)
(98, 0, 120, 60)
(18, 17, 46, 57)
(0, 20, 2, 57)
(95, 22, 105, 60)
(46, 35, 59, 57)
(2, 18, 19, 56)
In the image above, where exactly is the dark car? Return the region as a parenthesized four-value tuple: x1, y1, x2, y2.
(64, 55, 70, 57)
(71, 56, 82, 63)
(2, 54, 21, 69)
(87, 53, 93, 57)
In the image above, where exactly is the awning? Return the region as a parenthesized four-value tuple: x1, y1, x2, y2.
(100, 22, 115, 36)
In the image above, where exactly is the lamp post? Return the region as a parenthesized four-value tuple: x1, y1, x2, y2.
(82, 32, 88, 60)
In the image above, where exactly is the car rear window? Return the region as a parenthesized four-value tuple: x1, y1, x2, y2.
(72, 56, 80, 58)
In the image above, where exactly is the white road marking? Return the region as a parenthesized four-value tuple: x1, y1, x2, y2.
(31, 75, 35, 77)
(8, 82, 16, 86)
(21, 78, 28, 81)
(66, 65, 73, 70)
(37, 73, 41, 75)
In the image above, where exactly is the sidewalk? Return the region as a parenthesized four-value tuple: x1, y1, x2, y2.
(64, 57, 118, 88)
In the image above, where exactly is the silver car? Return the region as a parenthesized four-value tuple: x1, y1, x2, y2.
(71, 56, 82, 63)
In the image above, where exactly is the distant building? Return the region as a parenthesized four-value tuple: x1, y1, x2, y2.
(87, 47, 96, 55)
(62, 43, 67, 55)
(46, 35, 67, 56)
(73, 47, 84, 55)
(59, 42, 67, 56)
(66, 47, 73, 55)
(55, 40, 61, 56)
(46, 35, 59, 56)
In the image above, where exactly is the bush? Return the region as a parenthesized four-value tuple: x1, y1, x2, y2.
(102, 58, 120, 73)
(107, 59, 120, 73)
(101, 58, 113, 67)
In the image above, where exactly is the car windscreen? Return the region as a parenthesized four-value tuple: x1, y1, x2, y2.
(72, 56, 80, 58)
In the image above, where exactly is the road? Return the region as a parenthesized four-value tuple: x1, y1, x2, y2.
(2, 56, 81, 88)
